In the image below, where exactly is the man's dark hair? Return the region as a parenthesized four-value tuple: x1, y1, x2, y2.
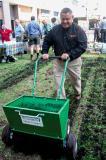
(60, 8, 72, 15)
(31, 16, 35, 21)
(103, 17, 106, 19)
(51, 17, 56, 23)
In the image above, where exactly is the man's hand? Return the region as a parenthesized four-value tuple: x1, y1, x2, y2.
(42, 54, 49, 60)
(61, 53, 69, 60)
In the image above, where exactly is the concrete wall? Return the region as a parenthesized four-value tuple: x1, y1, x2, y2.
(2, 0, 60, 29)
(9, 0, 37, 22)
(9, 0, 37, 7)
(2, 0, 38, 28)
(0, 1, 3, 19)
(2, 0, 11, 28)
(10, 5, 18, 20)
(18, 5, 32, 22)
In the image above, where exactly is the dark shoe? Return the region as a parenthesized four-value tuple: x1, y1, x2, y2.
(37, 53, 39, 59)
(30, 55, 33, 61)
(24, 50, 27, 54)
(75, 95, 81, 100)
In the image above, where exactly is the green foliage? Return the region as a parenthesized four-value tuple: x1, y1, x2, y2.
(0, 53, 105, 159)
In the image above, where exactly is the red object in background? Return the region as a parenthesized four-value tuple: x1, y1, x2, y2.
(0, 29, 13, 42)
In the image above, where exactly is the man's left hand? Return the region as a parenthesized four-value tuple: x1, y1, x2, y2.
(61, 53, 69, 60)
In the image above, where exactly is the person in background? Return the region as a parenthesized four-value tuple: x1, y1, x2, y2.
(73, 18, 78, 25)
(0, 24, 15, 63)
(42, 19, 51, 37)
(94, 20, 100, 42)
(100, 17, 106, 43)
(15, 19, 24, 42)
(42, 8, 87, 100)
(26, 16, 42, 60)
(0, 24, 13, 43)
(51, 17, 57, 28)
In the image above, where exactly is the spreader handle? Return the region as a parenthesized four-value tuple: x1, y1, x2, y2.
(32, 55, 70, 99)
(49, 56, 61, 60)
(41, 56, 66, 60)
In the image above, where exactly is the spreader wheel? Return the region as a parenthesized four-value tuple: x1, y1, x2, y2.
(66, 133, 78, 159)
(1, 124, 13, 146)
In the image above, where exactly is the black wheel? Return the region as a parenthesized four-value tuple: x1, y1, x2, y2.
(1, 124, 13, 146)
(66, 133, 77, 160)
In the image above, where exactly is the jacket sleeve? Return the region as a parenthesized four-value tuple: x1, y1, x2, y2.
(42, 30, 53, 54)
(8, 29, 13, 33)
(68, 27, 87, 60)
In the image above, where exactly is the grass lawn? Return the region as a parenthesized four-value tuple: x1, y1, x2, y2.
(0, 54, 30, 84)
(0, 53, 106, 160)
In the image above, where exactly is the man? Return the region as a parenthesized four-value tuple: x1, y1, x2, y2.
(42, 8, 87, 100)
(0, 24, 14, 63)
(73, 17, 78, 25)
(42, 19, 51, 37)
(15, 19, 24, 42)
(100, 17, 106, 43)
(94, 20, 100, 42)
(51, 17, 57, 28)
(0, 24, 13, 43)
(26, 16, 42, 60)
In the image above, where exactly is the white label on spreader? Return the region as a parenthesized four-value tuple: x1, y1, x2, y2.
(20, 114, 43, 127)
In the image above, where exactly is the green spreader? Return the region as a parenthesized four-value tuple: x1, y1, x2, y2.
(3, 57, 70, 140)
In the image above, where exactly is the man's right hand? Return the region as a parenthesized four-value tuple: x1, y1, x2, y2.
(42, 54, 49, 60)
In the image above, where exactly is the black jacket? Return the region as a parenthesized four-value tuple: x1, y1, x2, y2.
(42, 23, 87, 61)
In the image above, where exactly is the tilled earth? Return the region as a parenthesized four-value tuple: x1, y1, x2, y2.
(0, 55, 105, 160)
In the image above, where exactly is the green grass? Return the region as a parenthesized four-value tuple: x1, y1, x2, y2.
(0, 54, 30, 84)
(72, 54, 106, 160)
(0, 52, 106, 160)
(0, 63, 55, 104)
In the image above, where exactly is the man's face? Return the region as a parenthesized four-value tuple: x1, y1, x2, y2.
(42, 20, 47, 25)
(15, 22, 18, 26)
(60, 12, 73, 28)
(15, 20, 19, 26)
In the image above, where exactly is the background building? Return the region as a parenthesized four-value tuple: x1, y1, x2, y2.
(0, 0, 106, 32)
(0, 0, 60, 30)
